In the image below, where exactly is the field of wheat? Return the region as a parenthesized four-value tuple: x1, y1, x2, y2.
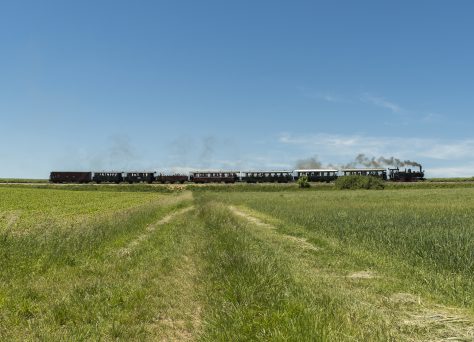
(0, 185, 473, 340)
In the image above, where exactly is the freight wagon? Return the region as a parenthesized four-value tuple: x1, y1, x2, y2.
(50, 172, 92, 183)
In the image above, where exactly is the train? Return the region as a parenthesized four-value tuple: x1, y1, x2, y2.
(49, 165, 425, 184)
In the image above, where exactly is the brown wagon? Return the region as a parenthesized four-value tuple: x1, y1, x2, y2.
(49, 171, 92, 183)
(156, 174, 188, 184)
(189, 171, 239, 183)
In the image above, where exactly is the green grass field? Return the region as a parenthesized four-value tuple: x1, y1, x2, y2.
(1, 185, 473, 340)
(0, 178, 48, 183)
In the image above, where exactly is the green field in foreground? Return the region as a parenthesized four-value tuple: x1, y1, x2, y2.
(0, 186, 473, 340)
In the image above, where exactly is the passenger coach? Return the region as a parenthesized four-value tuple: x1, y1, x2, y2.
(241, 171, 293, 183)
(341, 168, 387, 180)
(294, 169, 338, 183)
(189, 171, 239, 183)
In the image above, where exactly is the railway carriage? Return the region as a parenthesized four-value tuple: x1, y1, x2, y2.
(190, 171, 239, 183)
(93, 172, 123, 184)
(241, 171, 293, 183)
(341, 168, 387, 181)
(124, 172, 155, 184)
(294, 169, 338, 183)
(50, 171, 92, 183)
(155, 174, 189, 184)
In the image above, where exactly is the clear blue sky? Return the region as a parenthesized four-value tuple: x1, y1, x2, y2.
(1, 0, 473, 178)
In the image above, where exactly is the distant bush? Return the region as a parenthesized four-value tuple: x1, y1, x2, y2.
(297, 175, 310, 188)
(335, 175, 385, 190)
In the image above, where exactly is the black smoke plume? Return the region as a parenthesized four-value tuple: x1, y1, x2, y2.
(199, 136, 216, 168)
(344, 154, 421, 168)
(295, 156, 323, 169)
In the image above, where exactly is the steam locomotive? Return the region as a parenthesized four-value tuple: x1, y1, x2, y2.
(49, 166, 425, 184)
(388, 166, 425, 182)
(340, 165, 425, 182)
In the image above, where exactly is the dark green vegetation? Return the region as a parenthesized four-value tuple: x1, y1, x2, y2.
(1, 185, 473, 340)
(335, 175, 385, 190)
(297, 175, 311, 188)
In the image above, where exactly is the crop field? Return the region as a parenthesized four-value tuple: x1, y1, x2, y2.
(1, 185, 473, 340)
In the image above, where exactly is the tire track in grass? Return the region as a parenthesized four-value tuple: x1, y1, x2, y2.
(117, 205, 194, 258)
(80, 204, 204, 341)
(0, 192, 202, 341)
(228, 205, 319, 252)
(228, 204, 474, 341)
(144, 209, 204, 341)
(77, 205, 203, 341)
(199, 202, 335, 340)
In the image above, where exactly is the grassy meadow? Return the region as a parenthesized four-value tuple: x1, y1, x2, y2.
(0, 184, 473, 340)
(0, 178, 48, 184)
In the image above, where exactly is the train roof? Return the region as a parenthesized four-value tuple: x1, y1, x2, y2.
(294, 169, 338, 172)
(92, 171, 124, 173)
(50, 171, 92, 173)
(190, 170, 240, 173)
(341, 168, 386, 172)
(124, 171, 155, 173)
(241, 170, 293, 173)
